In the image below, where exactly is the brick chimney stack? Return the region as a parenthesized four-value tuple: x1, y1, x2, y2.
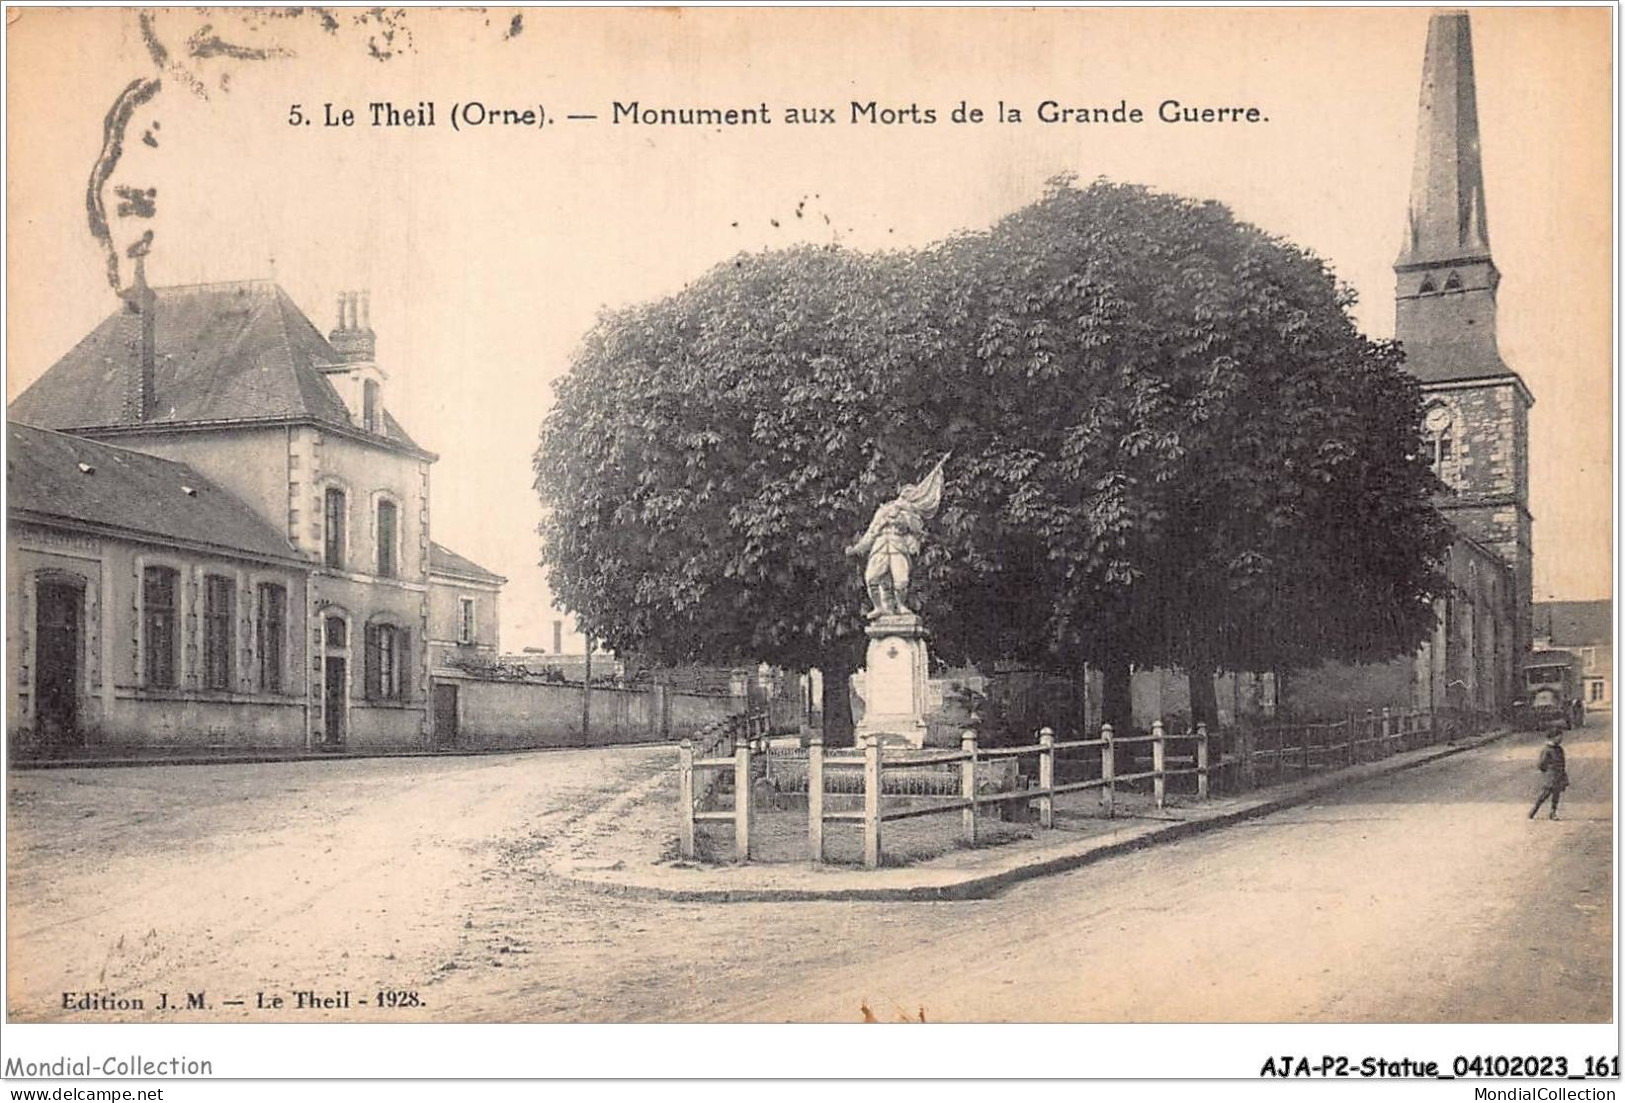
(328, 289, 376, 364)
(122, 253, 157, 422)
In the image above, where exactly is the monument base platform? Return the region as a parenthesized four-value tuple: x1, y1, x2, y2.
(854, 613, 932, 750)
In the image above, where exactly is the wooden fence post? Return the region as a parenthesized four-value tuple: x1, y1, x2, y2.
(1237, 723, 1255, 791)
(734, 739, 751, 862)
(678, 740, 695, 860)
(1152, 719, 1166, 810)
(863, 734, 882, 869)
(807, 733, 824, 863)
(1196, 722, 1209, 800)
(961, 729, 978, 844)
(1037, 727, 1055, 828)
(1101, 723, 1116, 819)
(1381, 707, 1392, 758)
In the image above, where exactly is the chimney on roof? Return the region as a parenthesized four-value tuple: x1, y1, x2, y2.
(121, 253, 157, 422)
(328, 289, 376, 364)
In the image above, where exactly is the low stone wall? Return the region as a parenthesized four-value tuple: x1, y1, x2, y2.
(444, 674, 744, 749)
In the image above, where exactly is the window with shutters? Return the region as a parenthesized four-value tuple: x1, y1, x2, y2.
(459, 597, 476, 644)
(366, 623, 410, 701)
(203, 575, 234, 690)
(143, 566, 178, 687)
(376, 498, 397, 578)
(257, 583, 286, 692)
(324, 487, 347, 568)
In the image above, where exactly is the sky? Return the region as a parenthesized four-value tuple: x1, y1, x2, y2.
(5, 7, 1613, 651)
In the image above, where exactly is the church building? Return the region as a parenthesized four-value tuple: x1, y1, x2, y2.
(1288, 9, 1529, 720)
(1396, 9, 1531, 715)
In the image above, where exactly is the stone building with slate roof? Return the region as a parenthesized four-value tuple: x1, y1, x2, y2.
(425, 541, 507, 745)
(7, 424, 311, 751)
(8, 278, 504, 753)
(1533, 600, 1612, 711)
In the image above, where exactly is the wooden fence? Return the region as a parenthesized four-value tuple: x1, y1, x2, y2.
(677, 704, 1491, 868)
(679, 718, 1213, 868)
(1232, 706, 1474, 788)
(675, 711, 771, 861)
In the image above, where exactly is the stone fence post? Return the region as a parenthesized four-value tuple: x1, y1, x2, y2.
(863, 734, 882, 869)
(733, 738, 751, 862)
(1152, 719, 1166, 810)
(1037, 727, 1055, 828)
(807, 734, 824, 863)
(1101, 723, 1116, 818)
(1196, 722, 1209, 800)
(678, 739, 695, 860)
(960, 728, 978, 844)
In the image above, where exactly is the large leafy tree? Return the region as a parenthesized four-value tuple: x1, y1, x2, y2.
(535, 178, 1452, 740)
(923, 179, 1454, 724)
(534, 245, 962, 741)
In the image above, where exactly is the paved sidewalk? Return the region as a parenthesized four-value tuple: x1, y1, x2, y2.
(550, 726, 1515, 902)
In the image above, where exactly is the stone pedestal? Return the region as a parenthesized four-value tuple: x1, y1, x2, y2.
(854, 613, 930, 749)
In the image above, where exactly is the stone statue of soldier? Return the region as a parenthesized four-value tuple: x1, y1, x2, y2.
(845, 455, 947, 620)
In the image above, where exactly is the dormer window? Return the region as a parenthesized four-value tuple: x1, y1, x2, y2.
(364, 379, 381, 433)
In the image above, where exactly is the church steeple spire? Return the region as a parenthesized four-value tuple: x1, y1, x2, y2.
(1399, 10, 1492, 266)
(1394, 9, 1511, 386)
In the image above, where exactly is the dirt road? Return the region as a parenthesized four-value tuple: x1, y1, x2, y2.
(6, 717, 1611, 1023)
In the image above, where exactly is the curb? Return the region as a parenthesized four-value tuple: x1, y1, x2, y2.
(5, 740, 681, 771)
(548, 727, 1517, 904)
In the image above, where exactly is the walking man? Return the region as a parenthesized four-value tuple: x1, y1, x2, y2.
(1528, 725, 1569, 820)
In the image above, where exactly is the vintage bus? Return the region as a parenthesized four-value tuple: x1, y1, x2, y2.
(1518, 650, 1586, 729)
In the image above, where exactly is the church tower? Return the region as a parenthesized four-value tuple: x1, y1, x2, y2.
(1396, 9, 1534, 673)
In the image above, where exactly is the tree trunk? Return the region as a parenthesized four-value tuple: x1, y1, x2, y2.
(1102, 658, 1133, 734)
(1102, 657, 1134, 777)
(1188, 668, 1218, 730)
(821, 659, 856, 748)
